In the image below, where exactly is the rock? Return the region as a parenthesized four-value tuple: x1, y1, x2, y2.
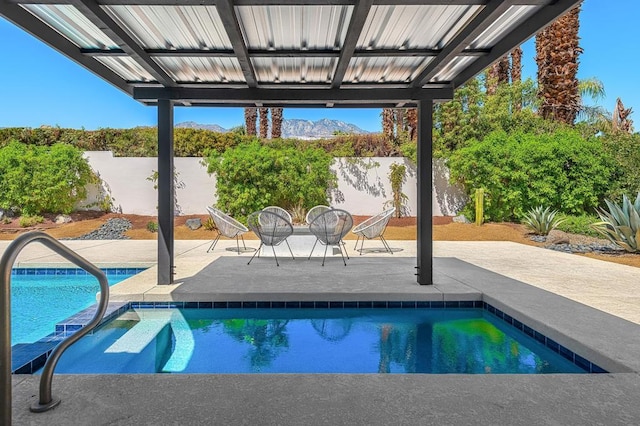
(55, 214, 73, 224)
(185, 218, 202, 230)
(546, 230, 570, 245)
(452, 215, 471, 224)
(0, 209, 4, 221)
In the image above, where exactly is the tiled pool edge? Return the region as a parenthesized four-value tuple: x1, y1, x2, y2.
(12, 300, 607, 375)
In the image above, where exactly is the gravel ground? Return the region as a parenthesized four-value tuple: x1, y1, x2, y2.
(67, 218, 132, 240)
(530, 234, 624, 254)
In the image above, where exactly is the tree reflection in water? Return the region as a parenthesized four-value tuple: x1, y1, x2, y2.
(221, 319, 289, 369)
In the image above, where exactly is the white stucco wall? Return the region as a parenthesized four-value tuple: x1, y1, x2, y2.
(80, 152, 467, 216)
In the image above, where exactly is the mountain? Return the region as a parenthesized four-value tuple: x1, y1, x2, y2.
(175, 118, 370, 139)
(280, 118, 368, 139)
(176, 121, 228, 133)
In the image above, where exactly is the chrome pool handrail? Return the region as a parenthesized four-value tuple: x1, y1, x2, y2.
(1, 231, 110, 425)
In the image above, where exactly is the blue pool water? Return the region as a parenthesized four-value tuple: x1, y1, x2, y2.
(10, 269, 144, 345)
(47, 308, 586, 374)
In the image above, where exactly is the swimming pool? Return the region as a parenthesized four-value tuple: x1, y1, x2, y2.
(10, 268, 146, 345)
(44, 306, 592, 374)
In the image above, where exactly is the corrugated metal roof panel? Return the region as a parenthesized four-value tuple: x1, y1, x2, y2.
(94, 56, 155, 82)
(153, 57, 244, 83)
(357, 5, 480, 50)
(103, 5, 231, 50)
(344, 57, 432, 84)
(469, 5, 538, 49)
(429, 56, 477, 83)
(22, 4, 117, 49)
(253, 57, 336, 83)
(236, 6, 352, 50)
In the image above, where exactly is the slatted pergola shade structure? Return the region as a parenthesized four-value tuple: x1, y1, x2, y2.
(1, 0, 582, 284)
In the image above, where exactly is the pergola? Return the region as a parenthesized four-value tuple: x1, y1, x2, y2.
(1, 0, 581, 285)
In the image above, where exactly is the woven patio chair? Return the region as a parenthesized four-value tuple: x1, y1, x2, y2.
(305, 205, 331, 225)
(351, 207, 395, 255)
(247, 210, 295, 266)
(260, 206, 293, 225)
(306, 205, 349, 259)
(205, 206, 252, 254)
(308, 208, 353, 266)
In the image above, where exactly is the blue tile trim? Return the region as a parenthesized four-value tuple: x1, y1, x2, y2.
(11, 267, 147, 276)
(13, 299, 608, 375)
(481, 302, 608, 374)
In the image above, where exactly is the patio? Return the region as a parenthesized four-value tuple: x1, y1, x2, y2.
(6, 239, 640, 424)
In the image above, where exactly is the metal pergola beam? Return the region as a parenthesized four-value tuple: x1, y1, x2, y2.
(412, 0, 513, 87)
(72, 0, 176, 86)
(452, 0, 582, 87)
(331, 0, 374, 89)
(416, 98, 433, 285)
(215, 0, 258, 87)
(8, 0, 553, 5)
(80, 47, 491, 58)
(157, 99, 175, 285)
(133, 86, 454, 104)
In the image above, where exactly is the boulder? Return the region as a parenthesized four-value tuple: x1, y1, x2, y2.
(546, 229, 570, 245)
(55, 214, 73, 224)
(185, 218, 202, 230)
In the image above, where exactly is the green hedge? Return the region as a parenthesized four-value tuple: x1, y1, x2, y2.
(448, 129, 614, 222)
(0, 141, 95, 215)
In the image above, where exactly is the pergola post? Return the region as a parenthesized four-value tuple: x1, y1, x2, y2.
(157, 99, 174, 284)
(416, 99, 433, 285)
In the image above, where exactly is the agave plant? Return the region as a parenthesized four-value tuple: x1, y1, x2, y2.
(591, 193, 640, 253)
(523, 206, 565, 235)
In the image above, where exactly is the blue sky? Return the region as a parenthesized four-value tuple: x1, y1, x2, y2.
(0, 0, 637, 132)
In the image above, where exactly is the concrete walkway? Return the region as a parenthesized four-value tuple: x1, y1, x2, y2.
(5, 239, 640, 425)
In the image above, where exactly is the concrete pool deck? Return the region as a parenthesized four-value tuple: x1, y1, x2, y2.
(5, 239, 640, 424)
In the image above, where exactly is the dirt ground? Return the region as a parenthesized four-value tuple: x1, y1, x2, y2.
(2, 212, 639, 269)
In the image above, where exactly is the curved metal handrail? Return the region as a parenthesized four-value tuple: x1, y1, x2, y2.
(1, 231, 110, 423)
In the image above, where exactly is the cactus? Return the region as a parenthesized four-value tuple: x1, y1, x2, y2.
(523, 206, 565, 235)
(591, 193, 640, 253)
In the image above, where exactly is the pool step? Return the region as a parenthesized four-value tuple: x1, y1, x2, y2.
(105, 309, 194, 373)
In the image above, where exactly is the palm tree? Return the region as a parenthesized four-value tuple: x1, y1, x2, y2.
(510, 46, 523, 111)
(486, 55, 510, 96)
(382, 108, 395, 139)
(535, 5, 582, 124)
(612, 98, 634, 133)
(244, 108, 257, 136)
(576, 77, 607, 124)
(259, 107, 269, 139)
(271, 108, 283, 138)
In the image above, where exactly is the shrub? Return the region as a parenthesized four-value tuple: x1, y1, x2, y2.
(601, 132, 640, 201)
(448, 129, 614, 222)
(206, 141, 336, 222)
(19, 215, 44, 227)
(0, 141, 96, 215)
(555, 214, 601, 237)
(146, 221, 158, 233)
(591, 193, 640, 253)
(523, 206, 565, 235)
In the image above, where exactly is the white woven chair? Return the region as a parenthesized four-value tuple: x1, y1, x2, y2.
(305, 205, 331, 225)
(308, 208, 353, 266)
(260, 206, 293, 226)
(351, 207, 395, 255)
(206, 206, 252, 254)
(306, 205, 349, 258)
(247, 209, 295, 266)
